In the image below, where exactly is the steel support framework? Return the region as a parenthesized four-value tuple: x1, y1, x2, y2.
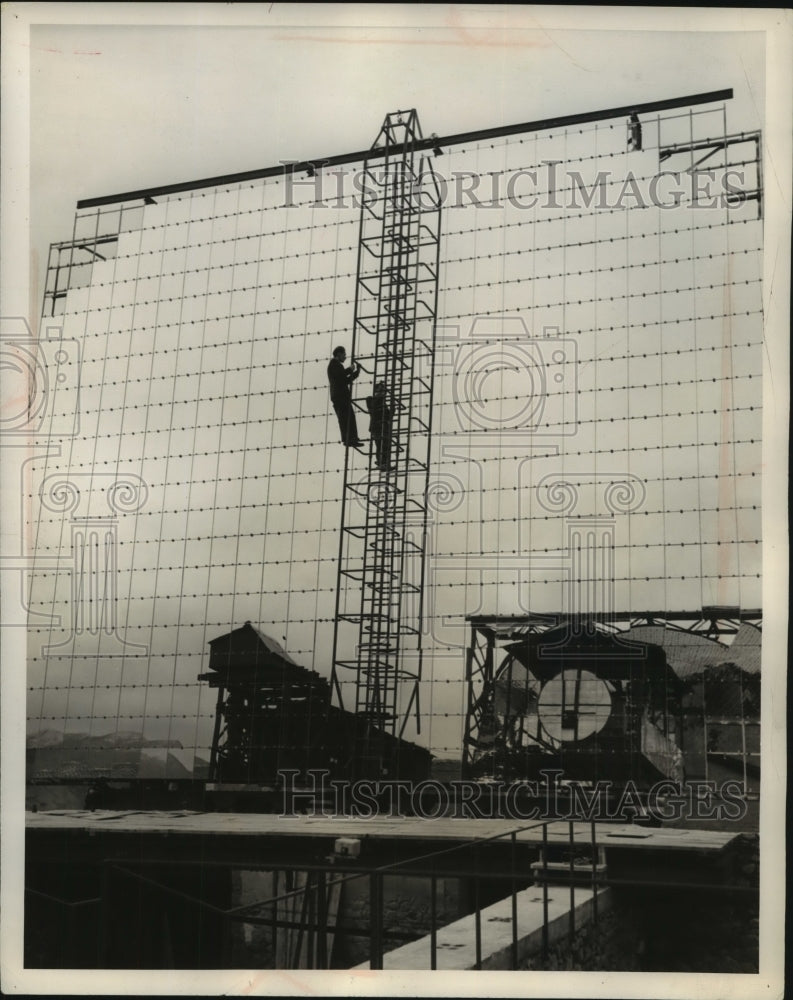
(329, 110, 442, 775)
(462, 608, 762, 780)
(658, 126, 762, 218)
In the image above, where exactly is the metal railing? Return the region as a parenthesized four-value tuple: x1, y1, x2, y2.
(25, 816, 756, 970)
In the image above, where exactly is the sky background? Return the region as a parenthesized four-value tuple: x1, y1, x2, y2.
(26, 8, 767, 330)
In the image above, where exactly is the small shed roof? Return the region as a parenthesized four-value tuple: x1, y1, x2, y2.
(208, 621, 299, 665)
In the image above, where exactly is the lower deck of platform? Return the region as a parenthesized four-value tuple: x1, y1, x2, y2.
(23, 809, 750, 970)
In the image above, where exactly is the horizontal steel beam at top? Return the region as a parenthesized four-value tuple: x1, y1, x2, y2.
(467, 608, 761, 625)
(76, 89, 733, 210)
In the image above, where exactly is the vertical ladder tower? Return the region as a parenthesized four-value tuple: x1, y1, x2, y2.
(330, 110, 442, 777)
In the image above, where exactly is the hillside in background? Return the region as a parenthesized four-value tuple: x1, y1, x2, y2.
(26, 730, 210, 781)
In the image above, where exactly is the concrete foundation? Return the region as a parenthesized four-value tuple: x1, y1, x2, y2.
(354, 885, 612, 970)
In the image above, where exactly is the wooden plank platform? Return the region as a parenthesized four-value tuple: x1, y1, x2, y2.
(25, 810, 739, 854)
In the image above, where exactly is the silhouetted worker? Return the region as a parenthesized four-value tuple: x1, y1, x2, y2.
(627, 112, 642, 151)
(366, 382, 393, 471)
(327, 346, 363, 447)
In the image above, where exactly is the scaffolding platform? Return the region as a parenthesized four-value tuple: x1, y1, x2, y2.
(26, 809, 739, 855)
(24, 810, 747, 969)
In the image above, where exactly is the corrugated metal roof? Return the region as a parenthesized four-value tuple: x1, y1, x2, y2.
(625, 624, 761, 678)
(725, 623, 762, 674)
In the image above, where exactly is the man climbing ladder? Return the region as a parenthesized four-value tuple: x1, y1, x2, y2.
(327, 345, 363, 447)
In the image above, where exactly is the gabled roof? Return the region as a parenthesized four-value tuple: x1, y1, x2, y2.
(208, 621, 299, 666)
(204, 622, 330, 694)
